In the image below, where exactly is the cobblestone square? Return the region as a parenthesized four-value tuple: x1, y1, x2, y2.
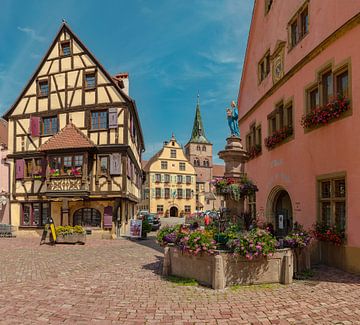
(0, 237, 360, 324)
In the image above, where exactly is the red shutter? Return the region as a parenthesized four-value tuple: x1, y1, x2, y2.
(103, 206, 113, 228)
(108, 108, 118, 129)
(15, 159, 25, 180)
(30, 116, 40, 137)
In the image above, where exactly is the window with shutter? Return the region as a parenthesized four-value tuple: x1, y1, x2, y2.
(30, 116, 41, 137)
(16, 159, 25, 180)
(108, 108, 118, 129)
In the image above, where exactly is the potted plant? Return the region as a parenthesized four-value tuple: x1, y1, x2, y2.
(141, 220, 152, 239)
(55, 225, 86, 244)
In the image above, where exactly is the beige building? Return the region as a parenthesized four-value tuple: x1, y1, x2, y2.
(184, 96, 225, 211)
(140, 135, 196, 217)
(3, 22, 144, 237)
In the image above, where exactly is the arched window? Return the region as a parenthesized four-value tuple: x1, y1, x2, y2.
(197, 145, 201, 151)
(202, 145, 206, 151)
(73, 208, 101, 227)
(203, 159, 209, 167)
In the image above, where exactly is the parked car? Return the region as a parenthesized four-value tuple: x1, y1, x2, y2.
(140, 213, 161, 231)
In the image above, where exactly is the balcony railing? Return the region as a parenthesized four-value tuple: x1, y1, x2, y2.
(46, 176, 89, 196)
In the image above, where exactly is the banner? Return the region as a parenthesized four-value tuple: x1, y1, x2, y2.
(130, 219, 142, 238)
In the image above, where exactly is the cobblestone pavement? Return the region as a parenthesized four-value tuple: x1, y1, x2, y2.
(0, 237, 360, 324)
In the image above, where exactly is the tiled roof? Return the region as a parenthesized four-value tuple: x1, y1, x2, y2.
(38, 123, 95, 151)
(213, 164, 225, 177)
(141, 160, 148, 169)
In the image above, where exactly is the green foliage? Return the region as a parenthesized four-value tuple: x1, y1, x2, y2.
(179, 230, 217, 255)
(142, 220, 152, 234)
(55, 225, 85, 236)
(165, 275, 198, 286)
(156, 225, 180, 245)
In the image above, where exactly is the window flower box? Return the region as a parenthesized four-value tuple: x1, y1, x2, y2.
(264, 126, 293, 150)
(301, 95, 350, 129)
(247, 144, 262, 160)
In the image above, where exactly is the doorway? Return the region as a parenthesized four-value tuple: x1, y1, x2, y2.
(273, 190, 293, 237)
(169, 206, 178, 217)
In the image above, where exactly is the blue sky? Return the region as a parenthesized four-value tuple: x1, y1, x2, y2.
(0, 0, 253, 163)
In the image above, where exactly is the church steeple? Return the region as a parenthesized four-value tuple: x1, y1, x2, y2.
(189, 93, 210, 144)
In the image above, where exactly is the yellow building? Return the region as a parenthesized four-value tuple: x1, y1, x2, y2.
(141, 135, 196, 217)
(3, 22, 144, 237)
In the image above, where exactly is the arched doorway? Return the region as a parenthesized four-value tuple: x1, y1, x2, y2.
(273, 190, 293, 237)
(169, 206, 178, 217)
(73, 208, 101, 227)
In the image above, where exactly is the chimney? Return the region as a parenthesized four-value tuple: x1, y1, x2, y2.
(112, 72, 129, 96)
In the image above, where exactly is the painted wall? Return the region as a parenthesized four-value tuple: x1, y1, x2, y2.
(238, 2, 360, 271)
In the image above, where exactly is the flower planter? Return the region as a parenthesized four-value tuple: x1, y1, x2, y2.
(56, 233, 86, 244)
(163, 246, 293, 289)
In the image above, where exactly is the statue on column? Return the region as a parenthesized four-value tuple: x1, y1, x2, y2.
(226, 100, 240, 137)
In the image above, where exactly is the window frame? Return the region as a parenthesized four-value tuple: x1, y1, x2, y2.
(99, 155, 110, 176)
(37, 78, 50, 98)
(179, 162, 186, 171)
(161, 161, 168, 170)
(91, 110, 109, 130)
(170, 149, 176, 158)
(288, 1, 309, 50)
(84, 70, 97, 90)
(60, 40, 71, 57)
(258, 50, 271, 83)
(155, 187, 161, 199)
(42, 116, 59, 136)
(21, 202, 50, 227)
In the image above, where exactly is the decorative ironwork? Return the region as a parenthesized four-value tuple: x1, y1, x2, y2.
(47, 177, 82, 191)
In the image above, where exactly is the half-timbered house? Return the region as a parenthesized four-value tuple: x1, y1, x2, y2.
(3, 22, 144, 237)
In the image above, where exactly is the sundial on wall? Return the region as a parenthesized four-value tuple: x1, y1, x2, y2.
(271, 40, 286, 84)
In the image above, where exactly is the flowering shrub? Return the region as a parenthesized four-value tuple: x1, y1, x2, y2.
(227, 228, 277, 260)
(283, 224, 312, 249)
(313, 222, 345, 246)
(179, 230, 217, 255)
(56, 225, 85, 236)
(301, 95, 350, 129)
(210, 177, 258, 201)
(247, 144, 262, 160)
(49, 168, 60, 177)
(264, 126, 293, 149)
(156, 225, 181, 245)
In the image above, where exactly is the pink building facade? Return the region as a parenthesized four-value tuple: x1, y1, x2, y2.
(238, 0, 360, 272)
(0, 118, 10, 224)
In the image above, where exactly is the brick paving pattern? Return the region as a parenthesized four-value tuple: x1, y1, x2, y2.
(0, 237, 359, 324)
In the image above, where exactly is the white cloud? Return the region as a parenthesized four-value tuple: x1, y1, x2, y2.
(17, 26, 46, 42)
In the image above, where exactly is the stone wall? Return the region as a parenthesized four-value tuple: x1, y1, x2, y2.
(163, 246, 293, 289)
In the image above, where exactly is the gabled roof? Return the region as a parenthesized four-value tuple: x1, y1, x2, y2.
(38, 123, 95, 151)
(187, 94, 210, 145)
(2, 22, 145, 151)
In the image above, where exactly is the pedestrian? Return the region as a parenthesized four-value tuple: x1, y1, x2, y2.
(204, 213, 210, 226)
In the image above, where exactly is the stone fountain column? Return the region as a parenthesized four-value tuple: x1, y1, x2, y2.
(218, 137, 248, 216)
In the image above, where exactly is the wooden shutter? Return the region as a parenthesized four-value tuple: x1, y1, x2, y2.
(108, 107, 118, 129)
(103, 206, 113, 228)
(30, 116, 40, 137)
(110, 153, 121, 175)
(130, 114, 134, 137)
(15, 159, 25, 180)
(41, 158, 47, 178)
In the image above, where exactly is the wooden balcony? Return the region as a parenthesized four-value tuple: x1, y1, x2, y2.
(45, 176, 90, 197)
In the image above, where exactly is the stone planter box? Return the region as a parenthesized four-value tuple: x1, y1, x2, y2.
(56, 233, 86, 244)
(163, 246, 293, 289)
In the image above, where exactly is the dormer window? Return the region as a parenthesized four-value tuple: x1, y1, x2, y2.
(60, 41, 71, 56)
(85, 71, 96, 90)
(37, 79, 49, 97)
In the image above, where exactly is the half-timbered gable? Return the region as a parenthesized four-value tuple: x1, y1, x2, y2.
(4, 22, 144, 236)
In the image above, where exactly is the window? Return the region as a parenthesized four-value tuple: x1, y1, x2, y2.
(164, 174, 170, 183)
(165, 188, 170, 199)
(186, 176, 191, 184)
(100, 156, 109, 175)
(157, 205, 164, 214)
(197, 145, 201, 151)
(170, 149, 176, 158)
(309, 87, 319, 111)
(286, 104, 293, 128)
(155, 173, 161, 182)
(186, 189, 192, 199)
(177, 175, 183, 183)
(203, 159, 209, 167)
(184, 205, 191, 214)
(155, 188, 161, 198)
(202, 145, 206, 152)
(21, 202, 49, 227)
(322, 70, 333, 105)
(60, 41, 71, 56)
(336, 70, 349, 97)
(259, 51, 270, 82)
(268, 101, 293, 134)
(74, 208, 101, 228)
(85, 71, 96, 89)
(91, 110, 108, 129)
(246, 123, 262, 158)
(194, 158, 200, 167)
(179, 162, 185, 171)
(289, 3, 309, 49)
(38, 79, 49, 97)
(24, 158, 43, 178)
(177, 189, 183, 199)
(42, 116, 58, 135)
(248, 194, 257, 221)
(265, 0, 273, 14)
(319, 177, 346, 231)
(161, 161, 168, 170)
(48, 155, 83, 176)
